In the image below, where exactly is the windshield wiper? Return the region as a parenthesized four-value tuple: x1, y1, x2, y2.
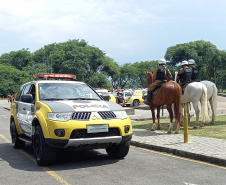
(42, 98, 65, 101)
(67, 98, 100, 101)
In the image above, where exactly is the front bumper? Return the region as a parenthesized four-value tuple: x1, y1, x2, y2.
(45, 134, 133, 149)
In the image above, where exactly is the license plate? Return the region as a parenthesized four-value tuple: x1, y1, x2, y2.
(87, 124, 108, 133)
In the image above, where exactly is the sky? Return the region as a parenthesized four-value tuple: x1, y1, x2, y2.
(0, 0, 226, 65)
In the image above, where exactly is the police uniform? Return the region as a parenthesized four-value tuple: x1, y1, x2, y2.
(188, 59, 198, 82)
(176, 61, 192, 86)
(145, 59, 172, 105)
(148, 65, 172, 91)
(117, 93, 125, 107)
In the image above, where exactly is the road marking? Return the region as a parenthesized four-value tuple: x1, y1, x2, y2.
(1, 115, 7, 118)
(0, 133, 10, 143)
(131, 145, 226, 170)
(0, 133, 71, 185)
(183, 182, 197, 185)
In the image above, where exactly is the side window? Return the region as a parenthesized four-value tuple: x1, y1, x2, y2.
(29, 84, 36, 104)
(16, 84, 31, 101)
(22, 85, 31, 95)
(15, 87, 23, 101)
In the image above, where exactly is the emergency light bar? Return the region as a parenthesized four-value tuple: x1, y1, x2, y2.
(33, 73, 76, 80)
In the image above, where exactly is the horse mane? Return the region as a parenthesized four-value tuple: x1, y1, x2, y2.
(146, 71, 153, 86)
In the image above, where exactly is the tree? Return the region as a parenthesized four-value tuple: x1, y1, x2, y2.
(0, 64, 30, 97)
(33, 39, 119, 88)
(132, 61, 158, 88)
(165, 40, 223, 83)
(102, 57, 120, 88)
(0, 49, 33, 70)
(87, 73, 112, 89)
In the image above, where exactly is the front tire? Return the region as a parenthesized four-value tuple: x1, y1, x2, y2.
(106, 141, 130, 159)
(10, 121, 25, 149)
(34, 125, 56, 166)
(133, 99, 140, 106)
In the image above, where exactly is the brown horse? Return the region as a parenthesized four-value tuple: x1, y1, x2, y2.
(146, 71, 182, 133)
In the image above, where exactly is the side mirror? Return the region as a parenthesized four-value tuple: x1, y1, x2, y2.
(21, 94, 33, 103)
(102, 94, 110, 101)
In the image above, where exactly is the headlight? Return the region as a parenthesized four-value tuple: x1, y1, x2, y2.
(48, 112, 73, 121)
(113, 111, 128, 120)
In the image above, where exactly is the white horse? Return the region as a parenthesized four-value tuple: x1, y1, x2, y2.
(186, 81, 218, 124)
(181, 82, 210, 128)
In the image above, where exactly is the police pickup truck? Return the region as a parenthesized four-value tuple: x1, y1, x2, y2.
(10, 74, 132, 166)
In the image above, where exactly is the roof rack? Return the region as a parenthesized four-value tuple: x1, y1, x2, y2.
(33, 73, 77, 81)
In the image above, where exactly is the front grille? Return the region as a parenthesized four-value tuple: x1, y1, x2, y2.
(98, 111, 116, 119)
(72, 112, 91, 120)
(70, 128, 120, 139)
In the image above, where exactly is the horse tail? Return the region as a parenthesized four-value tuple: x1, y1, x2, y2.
(174, 83, 181, 125)
(200, 84, 210, 123)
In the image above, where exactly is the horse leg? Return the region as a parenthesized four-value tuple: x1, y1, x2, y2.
(156, 106, 161, 130)
(187, 103, 191, 124)
(150, 107, 156, 131)
(209, 98, 215, 124)
(192, 102, 200, 128)
(180, 104, 184, 126)
(166, 104, 174, 134)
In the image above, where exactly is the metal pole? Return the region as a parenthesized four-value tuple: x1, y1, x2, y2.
(184, 104, 189, 143)
(175, 71, 178, 82)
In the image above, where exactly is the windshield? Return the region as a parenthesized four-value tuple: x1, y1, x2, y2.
(38, 83, 101, 101)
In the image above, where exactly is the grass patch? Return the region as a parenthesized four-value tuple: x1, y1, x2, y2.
(132, 115, 226, 139)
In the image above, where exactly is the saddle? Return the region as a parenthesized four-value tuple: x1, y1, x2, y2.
(152, 81, 166, 96)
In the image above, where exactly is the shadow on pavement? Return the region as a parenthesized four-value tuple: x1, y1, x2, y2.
(0, 142, 120, 171)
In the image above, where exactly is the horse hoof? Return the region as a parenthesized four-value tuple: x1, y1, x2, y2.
(200, 125, 205, 127)
(151, 129, 155, 131)
(193, 126, 197, 129)
(167, 131, 171, 134)
(175, 131, 179, 134)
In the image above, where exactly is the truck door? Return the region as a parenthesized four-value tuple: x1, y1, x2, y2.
(16, 84, 35, 137)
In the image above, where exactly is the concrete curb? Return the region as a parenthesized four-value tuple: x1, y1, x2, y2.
(3, 107, 10, 111)
(217, 93, 226, 97)
(131, 141, 226, 167)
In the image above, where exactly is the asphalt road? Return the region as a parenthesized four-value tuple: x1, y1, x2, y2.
(0, 107, 226, 185)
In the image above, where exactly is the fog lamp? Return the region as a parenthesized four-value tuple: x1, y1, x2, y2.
(54, 129, 65, 137)
(124, 125, 130, 133)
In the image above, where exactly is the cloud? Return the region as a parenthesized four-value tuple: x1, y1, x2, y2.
(0, 0, 226, 64)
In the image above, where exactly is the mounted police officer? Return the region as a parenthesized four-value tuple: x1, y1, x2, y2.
(176, 60, 192, 86)
(188, 59, 199, 82)
(145, 58, 172, 105)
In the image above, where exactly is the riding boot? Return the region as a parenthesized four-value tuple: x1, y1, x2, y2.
(144, 91, 152, 105)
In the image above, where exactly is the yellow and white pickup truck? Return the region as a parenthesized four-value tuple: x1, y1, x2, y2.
(10, 74, 133, 166)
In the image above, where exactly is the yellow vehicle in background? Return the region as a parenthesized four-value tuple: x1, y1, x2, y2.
(124, 90, 144, 106)
(113, 89, 145, 106)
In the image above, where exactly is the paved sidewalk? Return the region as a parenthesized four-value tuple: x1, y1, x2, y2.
(1, 100, 226, 167)
(132, 129, 226, 167)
